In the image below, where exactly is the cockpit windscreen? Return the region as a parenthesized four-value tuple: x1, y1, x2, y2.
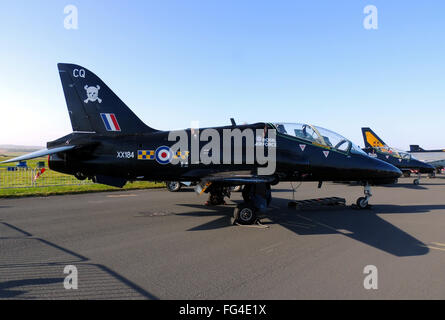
(274, 123, 366, 155)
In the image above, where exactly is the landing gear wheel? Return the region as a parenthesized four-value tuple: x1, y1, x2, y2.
(166, 181, 181, 192)
(356, 197, 369, 209)
(413, 179, 420, 185)
(74, 172, 87, 181)
(233, 205, 257, 225)
(403, 172, 411, 178)
(356, 183, 372, 209)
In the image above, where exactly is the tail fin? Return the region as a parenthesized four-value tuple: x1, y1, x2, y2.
(57, 63, 157, 134)
(410, 145, 425, 152)
(361, 127, 387, 148)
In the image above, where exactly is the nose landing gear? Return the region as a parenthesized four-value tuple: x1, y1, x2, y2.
(356, 183, 372, 209)
(413, 172, 421, 185)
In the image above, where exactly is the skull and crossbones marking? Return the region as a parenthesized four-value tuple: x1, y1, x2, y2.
(84, 85, 102, 104)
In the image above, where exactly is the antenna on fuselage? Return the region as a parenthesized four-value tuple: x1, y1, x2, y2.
(230, 118, 236, 126)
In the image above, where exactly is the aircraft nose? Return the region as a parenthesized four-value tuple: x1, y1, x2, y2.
(362, 157, 402, 183)
(379, 161, 403, 178)
(417, 161, 435, 173)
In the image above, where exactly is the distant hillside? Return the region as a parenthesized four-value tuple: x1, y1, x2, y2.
(0, 144, 44, 153)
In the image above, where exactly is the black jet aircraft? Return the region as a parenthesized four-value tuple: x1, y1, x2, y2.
(361, 127, 434, 185)
(2, 64, 402, 224)
(409, 145, 445, 173)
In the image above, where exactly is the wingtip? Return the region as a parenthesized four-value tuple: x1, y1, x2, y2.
(0, 159, 16, 164)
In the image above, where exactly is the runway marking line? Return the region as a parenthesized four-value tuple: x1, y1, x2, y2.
(430, 242, 445, 247)
(259, 242, 283, 252)
(296, 214, 346, 234)
(106, 194, 138, 198)
(420, 244, 445, 252)
(280, 222, 314, 229)
(419, 242, 445, 252)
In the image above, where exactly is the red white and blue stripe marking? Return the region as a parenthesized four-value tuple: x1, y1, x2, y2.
(100, 113, 121, 132)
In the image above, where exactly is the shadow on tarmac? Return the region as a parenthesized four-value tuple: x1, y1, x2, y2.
(0, 222, 158, 300)
(177, 196, 431, 258)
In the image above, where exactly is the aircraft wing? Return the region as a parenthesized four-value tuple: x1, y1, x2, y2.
(0, 145, 76, 164)
(200, 172, 276, 185)
(194, 172, 277, 195)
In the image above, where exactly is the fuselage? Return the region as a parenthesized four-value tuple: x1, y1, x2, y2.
(407, 151, 445, 169)
(363, 147, 434, 174)
(48, 122, 401, 186)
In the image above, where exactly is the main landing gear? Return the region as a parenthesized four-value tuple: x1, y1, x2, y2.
(204, 183, 271, 225)
(356, 183, 372, 209)
(166, 181, 181, 192)
(233, 184, 271, 225)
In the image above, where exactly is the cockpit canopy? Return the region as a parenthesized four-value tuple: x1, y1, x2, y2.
(273, 123, 365, 155)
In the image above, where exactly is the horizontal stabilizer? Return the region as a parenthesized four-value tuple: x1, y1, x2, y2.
(0, 145, 76, 164)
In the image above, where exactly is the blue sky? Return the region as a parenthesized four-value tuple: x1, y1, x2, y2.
(1, 1, 445, 149)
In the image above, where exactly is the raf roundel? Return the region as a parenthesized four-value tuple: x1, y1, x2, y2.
(155, 146, 173, 164)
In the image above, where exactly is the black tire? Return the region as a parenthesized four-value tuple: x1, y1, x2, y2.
(356, 197, 368, 209)
(413, 179, 420, 185)
(403, 172, 411, 178)
(233, 205, 257, 225)
(75, 172, 87, 181)
(166, 181, 181, 192)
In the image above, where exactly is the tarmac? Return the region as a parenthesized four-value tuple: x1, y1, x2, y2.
(1, 177, 445, 299)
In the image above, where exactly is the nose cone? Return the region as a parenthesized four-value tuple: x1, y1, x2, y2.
(374, 158, 403, 179)
(415, 160, 435, 174)
(358, 156, 402, 185)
